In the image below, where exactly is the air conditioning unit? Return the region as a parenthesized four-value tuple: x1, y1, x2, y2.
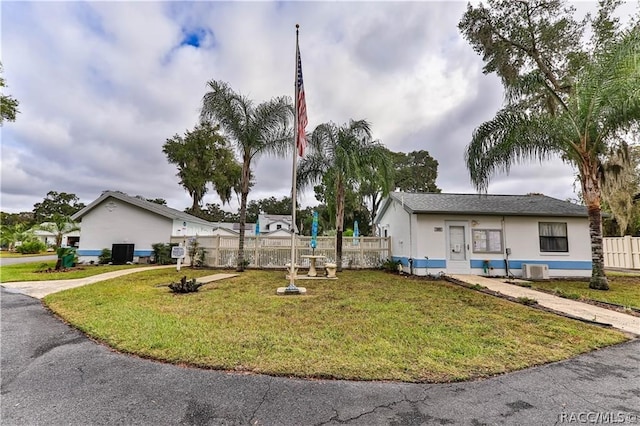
(522, 263, 549, 280)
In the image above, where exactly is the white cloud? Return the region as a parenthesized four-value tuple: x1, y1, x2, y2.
(0, 1, 626, 214)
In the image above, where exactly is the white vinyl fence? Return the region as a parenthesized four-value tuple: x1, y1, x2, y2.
(170, 235, 391, 269)
(603, 236, 640, 269)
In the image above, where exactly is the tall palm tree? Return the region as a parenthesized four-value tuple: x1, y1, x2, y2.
(465, 29, 640, 290)
(200, 80, 292, 271)
(37, 213, 80, 248)
(298, 119, 392, 271)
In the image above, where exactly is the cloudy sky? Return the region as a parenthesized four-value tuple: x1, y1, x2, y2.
(1, 1, 636, 214)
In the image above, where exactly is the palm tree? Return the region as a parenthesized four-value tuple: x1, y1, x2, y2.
(298, 119, 392, 271)
(1, 223, 32, 251)
(465, 29, 640, 290)
(37, 213, 80, 248)
(200, 80, 292, 271)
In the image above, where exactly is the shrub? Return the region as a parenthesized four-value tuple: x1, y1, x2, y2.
(152, 243, 175, 265)
(16, 240, 46, 254)
(98, 248, 112, 265)
(516, 297, 538, 306)
(380, 258, 401, 273)
(36, 262, 51, 272)
(187, 238, 207, 268)
(168, 276, 203, 293)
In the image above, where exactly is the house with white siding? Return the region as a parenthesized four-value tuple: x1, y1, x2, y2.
(257, 214, 295, 234)
(72, 191, 219, 263)
(374, 192, 592, 278)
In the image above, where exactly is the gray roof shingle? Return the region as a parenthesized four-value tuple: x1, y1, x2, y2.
(72, 191, 215, 226)
(377, 192, 588, 219)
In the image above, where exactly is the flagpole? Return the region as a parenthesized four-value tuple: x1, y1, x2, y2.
(287, 24, 301, 292)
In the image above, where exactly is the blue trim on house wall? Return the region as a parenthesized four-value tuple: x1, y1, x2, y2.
(392, 256, 447, 268)
(78, 249, 153, 257)
(507, 260, 592, 270)
(392, 256, 591, 271)
(78, 250, 103, 256)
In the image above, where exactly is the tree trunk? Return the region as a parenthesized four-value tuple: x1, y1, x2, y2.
(236, 157, 251, 272)
(336, 178, 345, 272)
(582, 172, 609, 290)
(371, 192, 382, 236)
(190, 193, 201, 214)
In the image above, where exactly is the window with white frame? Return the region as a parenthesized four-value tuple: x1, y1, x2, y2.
(472, 229, 503, 253)
(539, 222, 568, 252)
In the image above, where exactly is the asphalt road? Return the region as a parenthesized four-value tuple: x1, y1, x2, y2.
(1, 288, 639, 426)
(0, 254, 57, 266)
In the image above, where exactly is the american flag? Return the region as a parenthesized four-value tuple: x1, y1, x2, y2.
(296, 42, 307, 157)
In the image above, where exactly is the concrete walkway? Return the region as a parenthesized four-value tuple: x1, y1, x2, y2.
(1, 265, 238, 299)
(449, 274, 640, 336)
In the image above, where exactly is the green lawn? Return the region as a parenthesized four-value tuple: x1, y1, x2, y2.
(43, 269, 627, 383)
(0, 261, 145, 282)
(527, 274, 640, 309)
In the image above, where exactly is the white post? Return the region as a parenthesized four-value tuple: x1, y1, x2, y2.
(623, 235, 633, 269)
(287, 26, 301, 292)
(176, 242, 183, 272)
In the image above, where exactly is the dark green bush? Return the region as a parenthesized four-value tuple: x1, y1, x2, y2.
(152, 243, 176, 265)
(16, 240, 46, 254)
(169, 276, 203, 293)
(98, 248, 112, 265)
(380, 258, 401, 273)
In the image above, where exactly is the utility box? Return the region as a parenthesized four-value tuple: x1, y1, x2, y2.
(62, 251, 75, 268)
(522, 263, 549, 280)
(112, 244, 135, 265)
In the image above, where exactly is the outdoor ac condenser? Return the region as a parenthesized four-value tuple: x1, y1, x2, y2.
(521, 264, 550, 280)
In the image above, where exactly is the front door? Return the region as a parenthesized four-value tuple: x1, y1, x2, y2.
(446, 222, 471, 274)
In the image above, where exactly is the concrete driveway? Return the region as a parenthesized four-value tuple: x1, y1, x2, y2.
(2, 289, 639, 425)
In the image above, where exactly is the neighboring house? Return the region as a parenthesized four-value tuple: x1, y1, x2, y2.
(374, 192, 592, 278)
(32, 226, 80, 248)
(72, 191, 219, 263)
(208, 223, 256, 237)
(262, 228, 293, 237)
(257, 214, 295, 234)
(211, 226, 239, 237)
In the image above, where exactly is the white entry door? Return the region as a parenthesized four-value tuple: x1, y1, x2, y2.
(446, 222, 471, 274)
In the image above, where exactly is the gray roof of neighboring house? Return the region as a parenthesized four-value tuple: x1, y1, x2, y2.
(71, 191, 214, 227)
(258, 214, 292, 223)
(375, 192, 588, 222)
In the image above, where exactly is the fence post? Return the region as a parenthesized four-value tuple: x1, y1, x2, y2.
(214, 235, 220, 268)
(255, 236, 259, 268)
(623, 235, 633, 269)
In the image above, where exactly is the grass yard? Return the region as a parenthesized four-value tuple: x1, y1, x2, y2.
(0, 261, 145, 282)
(44, 269, 627, 383)
(526, 274, 640, 310)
